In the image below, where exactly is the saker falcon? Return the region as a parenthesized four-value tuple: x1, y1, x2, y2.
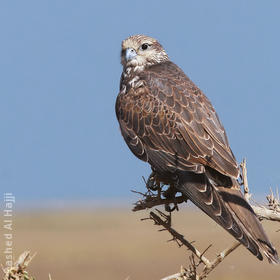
(115, 34, 279, 263)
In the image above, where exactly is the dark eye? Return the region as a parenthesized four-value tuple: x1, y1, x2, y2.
(141, 43, 149, 50)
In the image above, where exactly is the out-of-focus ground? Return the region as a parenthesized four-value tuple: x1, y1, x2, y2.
(1, 205, 279, 280)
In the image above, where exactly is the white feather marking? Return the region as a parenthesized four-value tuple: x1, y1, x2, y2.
(126, 67, 132, 75)
(134, 65, 145, 72)
(135, 80, 144, 88)
(129, 76, 140, 87)
(204, 191, 213, 205)
(120, 84, 127, 94)
(198, 183, 207, 193)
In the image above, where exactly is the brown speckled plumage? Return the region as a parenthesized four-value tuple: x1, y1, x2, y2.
(116, 35, 279, 263)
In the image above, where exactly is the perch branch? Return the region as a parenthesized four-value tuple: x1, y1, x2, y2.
(132, 192, 186, 212)
(133, 158, 280, 280)
(241, 158, 280, 222)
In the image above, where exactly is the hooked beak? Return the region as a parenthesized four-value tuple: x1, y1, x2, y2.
(125, 48, 137, 62)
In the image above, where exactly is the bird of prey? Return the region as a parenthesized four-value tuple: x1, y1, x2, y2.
(115, 34, 279, 263)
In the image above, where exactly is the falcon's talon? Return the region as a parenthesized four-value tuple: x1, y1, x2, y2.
(163, 185, 177, 199)
(146, 172, 161, 191)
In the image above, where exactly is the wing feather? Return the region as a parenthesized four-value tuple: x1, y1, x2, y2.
(116, 61, 239, 178)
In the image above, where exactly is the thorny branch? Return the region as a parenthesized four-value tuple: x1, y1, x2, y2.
(133, 159, 280, 280)
(149, 209, 240, 280)
(150, 210, 211, 268)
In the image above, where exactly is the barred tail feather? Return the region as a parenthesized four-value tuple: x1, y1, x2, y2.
(176, 171, 279, 264)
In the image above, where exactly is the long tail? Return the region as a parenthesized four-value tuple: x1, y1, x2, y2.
(176, 171, 279, 264)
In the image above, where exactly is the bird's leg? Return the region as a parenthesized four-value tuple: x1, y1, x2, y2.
(163, 184, 180, 212)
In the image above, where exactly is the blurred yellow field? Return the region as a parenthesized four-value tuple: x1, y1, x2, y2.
(3, 206, 280, 280)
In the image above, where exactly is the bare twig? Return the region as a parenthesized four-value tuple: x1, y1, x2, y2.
(199, 242, 241, 279)
(241, 159, 280, 222)
(240, 158, 251, 201)
(161, 272, 181, 280)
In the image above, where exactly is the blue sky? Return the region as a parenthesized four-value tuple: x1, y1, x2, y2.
(0, 1, 280, 204)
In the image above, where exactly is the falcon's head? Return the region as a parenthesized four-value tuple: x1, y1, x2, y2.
(121, 35, 169, 68)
